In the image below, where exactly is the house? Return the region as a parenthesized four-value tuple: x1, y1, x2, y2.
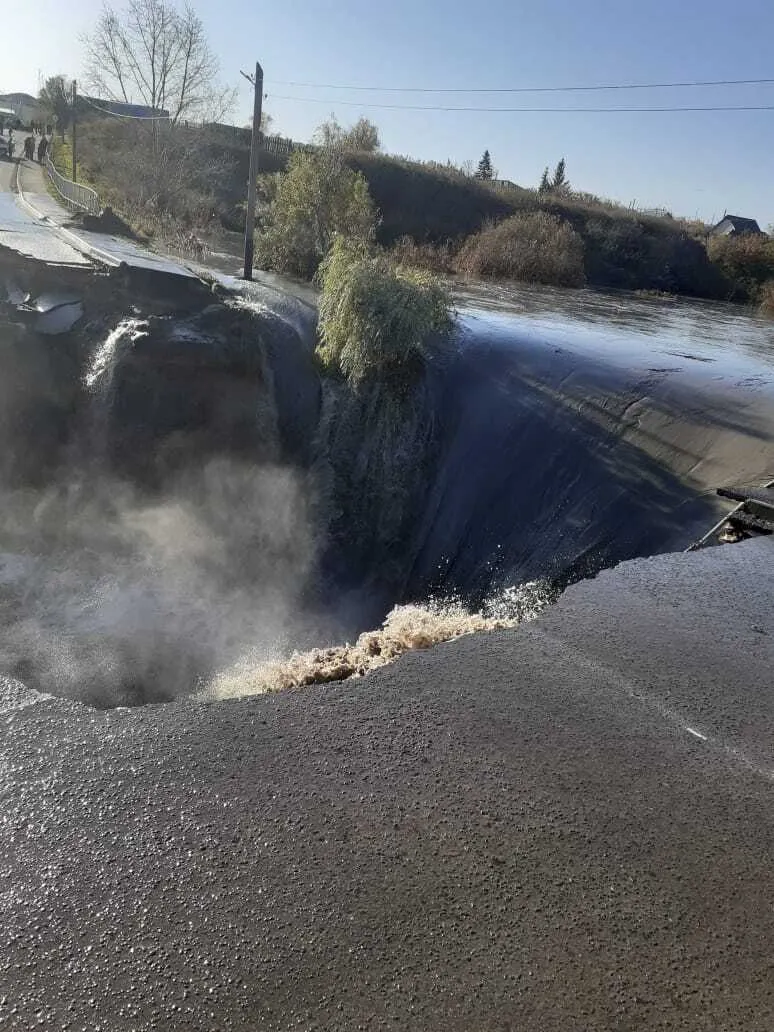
(711, 214, 762, 237)
(0, 92, 41, 127)
(80, 97, 169, 122)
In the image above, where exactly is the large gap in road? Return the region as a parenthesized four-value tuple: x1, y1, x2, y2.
(0, 253, 750, 708)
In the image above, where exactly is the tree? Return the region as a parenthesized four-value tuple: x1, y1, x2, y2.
(344, 117, 380, 153)
(314, 115, 381, 153)
(39, 76, 73, 137)
(314, 114, 344, 149)
(244, 112, 274, 134)
(538, 167, 551, 194)
(81, 0, 235, 126)
(475, 150, 493, 181)
(256, 149, 377, 278)
(552, 157, 570, 193)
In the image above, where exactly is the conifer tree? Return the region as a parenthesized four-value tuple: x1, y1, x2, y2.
(475, 150, 494, 180)
(552, 157, 570, 193)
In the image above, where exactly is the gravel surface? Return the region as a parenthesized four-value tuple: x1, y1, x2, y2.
(1, 537, 773, 1031)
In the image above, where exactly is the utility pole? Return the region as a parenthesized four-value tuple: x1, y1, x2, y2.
(71, 79, 78, 183)
(241, 62, 264, 280)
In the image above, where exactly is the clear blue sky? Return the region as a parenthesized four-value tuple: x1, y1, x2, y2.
(3, 0, 773, 226)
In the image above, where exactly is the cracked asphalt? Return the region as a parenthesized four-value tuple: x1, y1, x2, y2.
(1, 536, 772, 1031)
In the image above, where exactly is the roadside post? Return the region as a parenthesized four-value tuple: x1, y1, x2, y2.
(71, 80, 78, 183)
(241, 62, 264, 281)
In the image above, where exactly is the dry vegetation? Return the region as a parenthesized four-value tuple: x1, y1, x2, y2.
(760, 280, 774, 316)
(707, 232, 774, 303)
(66, 115, 773, 309)
(455, 212, 586, 287)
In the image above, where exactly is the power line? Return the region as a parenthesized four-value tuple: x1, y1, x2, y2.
(269, 94, 774, 114)
(267, 76, 774, 95)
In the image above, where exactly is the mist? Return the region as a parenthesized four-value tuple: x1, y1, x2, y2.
(0, 459, 323, 707)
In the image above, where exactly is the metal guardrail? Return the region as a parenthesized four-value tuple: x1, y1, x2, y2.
(44, 154, 101, 215)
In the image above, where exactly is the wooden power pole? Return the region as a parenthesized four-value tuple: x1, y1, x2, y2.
(71, 79, 78, 183)
(242, 62, 264, 280)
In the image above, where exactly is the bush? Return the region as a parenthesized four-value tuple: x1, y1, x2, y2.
(760, 280, 774, 316)
(707, 233, 774, 301)
(390, 235, 456, 273)
(255, 150, 377, 279)
(314, 116, 381, 153)
(76, 119, 238, 234)
(455, 211, 586, 287)
(316, 237, 453, 389)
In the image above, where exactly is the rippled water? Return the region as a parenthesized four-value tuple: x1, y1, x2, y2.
(454, 279, 774, 376)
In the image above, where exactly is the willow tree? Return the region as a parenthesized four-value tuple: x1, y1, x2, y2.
(81, 0, 234, 125)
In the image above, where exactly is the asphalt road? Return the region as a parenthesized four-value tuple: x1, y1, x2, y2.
(0, 536, 772, 1031)
(0, 152, 194, 277)
(0, 152, 92, 266)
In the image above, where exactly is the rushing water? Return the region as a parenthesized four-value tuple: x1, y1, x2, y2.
(1, 272, 773, 707)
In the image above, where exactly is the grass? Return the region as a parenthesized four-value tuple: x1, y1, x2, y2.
(51, 136, 74, 179)
(316, 237, 453, 390)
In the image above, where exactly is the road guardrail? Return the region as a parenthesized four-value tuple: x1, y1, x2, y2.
(45, 155, 101, 215)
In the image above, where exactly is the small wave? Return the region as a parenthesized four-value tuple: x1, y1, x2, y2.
(208, 580, 556, 700)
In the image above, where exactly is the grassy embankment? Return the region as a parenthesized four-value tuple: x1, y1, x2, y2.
(50, 136, 75, 179)
(345, 153, 774, 305)
(64, 118, 774, 308)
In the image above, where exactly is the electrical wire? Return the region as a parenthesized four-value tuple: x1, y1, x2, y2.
(267, 76, 774, 94)
(269, 94, 774, 113)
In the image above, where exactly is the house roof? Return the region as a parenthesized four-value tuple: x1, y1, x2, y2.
(82, 96, 170, 120)
(714, 215, 762, 234)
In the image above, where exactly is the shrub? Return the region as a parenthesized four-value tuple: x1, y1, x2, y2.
(316, 237, 453, 389)
(314, 116, 381, 153)
(390, 235, 456, 274)
(255, 150, 377, 279)
(707, 233, 774, 301)
(583, 216, 648, 287)
(760, 280, 774, 316)
(76, 119, 237, 234)
(455, 212, 586, 287)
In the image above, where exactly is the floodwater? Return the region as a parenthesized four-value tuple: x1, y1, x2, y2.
(454, 279, 774, 379)
(1, 266, 773, 707)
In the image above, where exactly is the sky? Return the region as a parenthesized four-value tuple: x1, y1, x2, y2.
(3, 0, 773, 227)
